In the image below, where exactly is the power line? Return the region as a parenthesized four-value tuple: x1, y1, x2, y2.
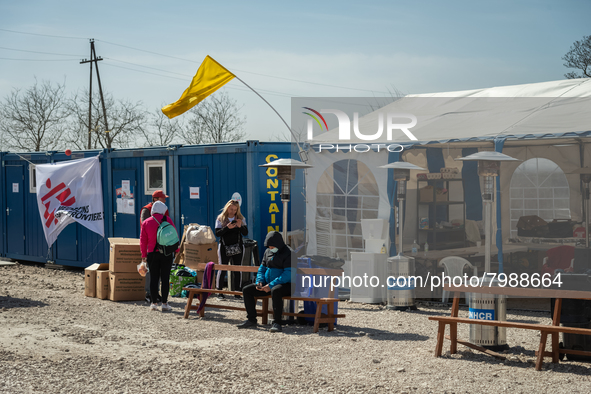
(0, 48, 373, 101)
(101, 63, 297, 98)
(230, 69, 389, 94)
(97, 39, 197, 64)
(105, 57, 194, 77)
(102, 63, 192, 81)
(104, 57, 297, 97)
(0, 29, 392, 96)
(0, 46, 85, 57)
(0, 28, 87, 40)
(0, 57, 78, 61)
(96, 40, 391, 95)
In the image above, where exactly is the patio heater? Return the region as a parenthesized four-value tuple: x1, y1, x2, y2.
(457, 151, 518, 350)
(569, 168, 591, 248)
(378, 161, 425, 311)
(260, 158, 312, 319)
(259, 158, 312, 241)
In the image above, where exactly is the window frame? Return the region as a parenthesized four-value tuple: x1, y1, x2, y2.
(29, 164, 37, 193)
(509, 157, 570, 238)
(315, 159, 380, 260)
(144, 160, 167, 195)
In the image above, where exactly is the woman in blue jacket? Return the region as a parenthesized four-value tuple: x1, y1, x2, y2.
(237, 231, 293, 333)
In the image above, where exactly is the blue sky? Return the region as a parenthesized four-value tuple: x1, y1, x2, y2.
(0, 0, 589, 142)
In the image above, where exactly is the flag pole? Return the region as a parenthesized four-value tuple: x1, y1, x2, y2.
(232, 74, 304, 153)
(12, 153, 36, 166)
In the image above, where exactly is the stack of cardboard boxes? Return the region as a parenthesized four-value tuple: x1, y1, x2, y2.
(84, 238, 146, 301)
(108, 238, 145, 301)
(84, 263, 110, 299)
(86, 235, 219, 301)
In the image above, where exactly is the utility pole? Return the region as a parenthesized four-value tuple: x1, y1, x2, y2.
(80, 39, 110, 149)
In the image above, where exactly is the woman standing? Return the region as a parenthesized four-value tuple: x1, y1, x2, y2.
(140, 201, 179, 311)
(215, 199, 248, 297)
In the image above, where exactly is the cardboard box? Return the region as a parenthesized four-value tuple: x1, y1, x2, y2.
(184, 242, 218, 269)
(96, 270, 110, 300)
(109, 272, 146, 302)
(419, 186, 447, 202)
(109, 238, 142, 273)
(84, 263, 109, 297)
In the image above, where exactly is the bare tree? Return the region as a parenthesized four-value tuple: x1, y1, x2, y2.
(66, 90, 146, 149)
(0, 78, 69, 152)
(139, 109, 183, 147)
(563, 35, 591, 79)
(66, 90, 102, 150)
(181, 90, 246, 144)
(105, 98, 147, 149)
(271, 125, 306, 143)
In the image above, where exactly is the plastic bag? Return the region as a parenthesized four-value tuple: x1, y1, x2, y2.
(137, 262, 149, 277)
(169, 275, 195, 297)
(186, 224, 216, 245)
(171, 265, 195, 277)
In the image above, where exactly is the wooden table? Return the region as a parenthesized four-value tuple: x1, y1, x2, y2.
(411, 244, 529, 263)
(429, 285, 591, 370)
(409, 244, 529, 300)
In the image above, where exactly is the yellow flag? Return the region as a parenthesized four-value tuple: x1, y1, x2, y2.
(161, 56, 235, 119)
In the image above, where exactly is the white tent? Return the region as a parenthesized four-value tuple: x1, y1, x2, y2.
(303, 78, 591, 261)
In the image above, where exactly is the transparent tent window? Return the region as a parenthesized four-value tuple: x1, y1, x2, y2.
(509, 158, 570, 238)
(316, 159, 379, 260)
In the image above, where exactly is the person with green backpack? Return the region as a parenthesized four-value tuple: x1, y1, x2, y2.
(140, 201, 180, 311)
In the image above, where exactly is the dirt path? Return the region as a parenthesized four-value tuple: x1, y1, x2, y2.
(1, 262, 591, 393)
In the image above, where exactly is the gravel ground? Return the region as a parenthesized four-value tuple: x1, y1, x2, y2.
(1, 262, 591, 393)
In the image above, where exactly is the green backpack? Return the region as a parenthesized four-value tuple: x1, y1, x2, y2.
(154, 216, 180, 256)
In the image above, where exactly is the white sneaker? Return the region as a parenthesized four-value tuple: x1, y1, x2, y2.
(161, 303, 172, 312)
(150, 303, 159, 311)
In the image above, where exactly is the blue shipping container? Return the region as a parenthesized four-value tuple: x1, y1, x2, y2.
(0, 141, 305, 268)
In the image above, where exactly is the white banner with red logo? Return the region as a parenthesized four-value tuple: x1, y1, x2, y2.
(35, 156, 104, 247)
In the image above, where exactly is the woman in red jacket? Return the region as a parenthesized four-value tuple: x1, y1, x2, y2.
(140, 201, 179, 311)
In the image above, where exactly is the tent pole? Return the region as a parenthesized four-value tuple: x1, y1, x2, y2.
(398, 181, 406, 256)
(483, 176, 493, 273)
(586, 182, 590, 248)
(282, 200, 288, 243)
(281, 178, 290, 243)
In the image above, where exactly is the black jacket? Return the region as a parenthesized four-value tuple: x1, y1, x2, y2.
(256, 231, 294, 287)
(215, 219, 248, 246)
(262, 231, 292, 270)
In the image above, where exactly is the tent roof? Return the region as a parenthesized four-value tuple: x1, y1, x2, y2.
(407, 78, 591, 99)
(310, 78, 591, 146)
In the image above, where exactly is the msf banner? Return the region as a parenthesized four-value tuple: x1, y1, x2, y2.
(36, 156, 104, 247)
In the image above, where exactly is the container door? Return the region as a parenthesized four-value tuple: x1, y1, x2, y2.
(6, 166, 25, 255)
(113, 169, 138, 238)
(179, 167, 209, 227)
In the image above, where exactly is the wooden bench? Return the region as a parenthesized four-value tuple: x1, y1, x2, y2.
(183, 263, 345, 333)
(429, 285, 591, 370)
